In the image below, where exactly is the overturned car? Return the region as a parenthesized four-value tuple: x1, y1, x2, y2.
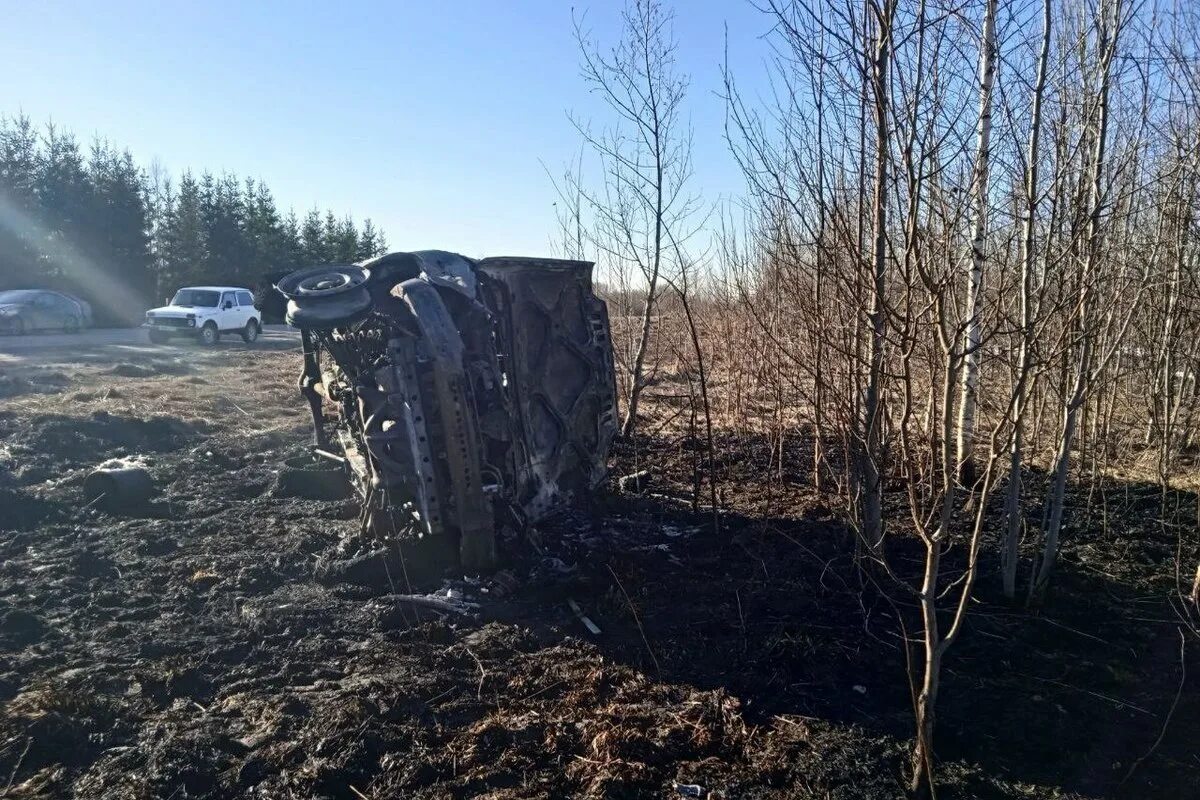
(275, 251, 618, 575)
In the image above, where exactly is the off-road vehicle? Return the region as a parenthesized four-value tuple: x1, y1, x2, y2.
(146, 286, 262, 345)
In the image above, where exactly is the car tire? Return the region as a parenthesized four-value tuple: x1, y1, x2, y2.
(241, 318, 260, 343)
(199, 322, 220, 346)
(148, 329, 170, 344)
(64, 316, 80, 334)
(272, 454, 351, 501)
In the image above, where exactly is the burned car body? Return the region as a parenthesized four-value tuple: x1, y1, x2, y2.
(276, 251, 618, 573)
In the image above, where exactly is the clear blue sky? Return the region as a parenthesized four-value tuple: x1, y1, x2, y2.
(0, 1, 771, 258)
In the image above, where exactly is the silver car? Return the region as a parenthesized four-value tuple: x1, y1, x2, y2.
(0, 290, 92, 335)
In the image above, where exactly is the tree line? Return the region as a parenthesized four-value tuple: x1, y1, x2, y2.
(565, 0, 1200, 795)
(0, 114, 386, 325)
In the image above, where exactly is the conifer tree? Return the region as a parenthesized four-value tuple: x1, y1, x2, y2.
(0, 114, 388, 320)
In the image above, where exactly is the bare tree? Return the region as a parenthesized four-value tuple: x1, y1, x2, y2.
(1031, 0, 1143, 600)
(568, 0, 698, 440)
(1002, 0, 1052, 601)
(602, 0, 1199, 793)
(955, 0, 999, 487)
(861, 0, 896, 554)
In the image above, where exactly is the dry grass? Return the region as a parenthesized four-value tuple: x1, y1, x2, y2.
(0, 341, 306, 444)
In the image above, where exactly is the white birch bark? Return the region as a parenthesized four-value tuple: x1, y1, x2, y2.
(862, 0, 894, 552)
(955, 0, 999, 485)
(1002, 0, 1051, 600)
(1032, 0, 1121, 598)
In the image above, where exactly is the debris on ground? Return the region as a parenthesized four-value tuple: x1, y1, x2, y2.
(619, 469, 654, 493)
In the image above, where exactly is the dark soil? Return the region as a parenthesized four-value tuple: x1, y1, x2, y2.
(0, 399, 1196, 798)
(0, 370, 71, 401)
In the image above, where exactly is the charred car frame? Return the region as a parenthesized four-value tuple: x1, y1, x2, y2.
(275, 251, 618, 575)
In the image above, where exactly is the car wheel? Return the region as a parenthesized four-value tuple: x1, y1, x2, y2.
(64, 316, 80, 334)
(199, 322, 220, 346)
(241, 318, 260, 343)
(148, 328, 170, 344)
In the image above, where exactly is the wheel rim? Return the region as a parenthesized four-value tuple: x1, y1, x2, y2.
(203, 327, 216, 344)
(248, 322, 258, 340)
(277, 265, 368, 299)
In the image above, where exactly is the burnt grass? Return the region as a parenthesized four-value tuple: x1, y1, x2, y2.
(1, 386, 1198, 798)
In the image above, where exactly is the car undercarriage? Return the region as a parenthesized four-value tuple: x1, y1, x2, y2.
(274, 251, 618, 576)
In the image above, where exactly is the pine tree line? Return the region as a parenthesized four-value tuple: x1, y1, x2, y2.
(0, 114, 387, 325)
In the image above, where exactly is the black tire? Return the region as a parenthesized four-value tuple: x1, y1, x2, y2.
(277, 265, 372, 329)
(199, 322, 220, 346)
(148, 328, 170, 344)
(241, 318, 260, 343)
(63, 316, 80, 334)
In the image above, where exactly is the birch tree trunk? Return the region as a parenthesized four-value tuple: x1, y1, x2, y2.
(1032, 0, 1121, 599)
(621, 200, 663, 439)
(911, 338, 957, 797)
(955, 0, 999, 487)
(1002, 0, 1051, 600)
(813, 29, 829, 492)
(861, 0, 895, 553)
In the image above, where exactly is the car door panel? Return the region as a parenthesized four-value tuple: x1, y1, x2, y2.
(235, 293, 250, 328)
(220, 292, 237, 330)
(32, 294, 56, 329)
(237, 292, 256, 328)
(52, 295, 74, 327)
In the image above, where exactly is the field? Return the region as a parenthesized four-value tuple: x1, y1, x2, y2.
(0, 336, 1197, 799)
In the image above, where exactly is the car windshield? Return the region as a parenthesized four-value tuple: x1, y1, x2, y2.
(0, 290, 41, 304)
(170, 289, 219, 307)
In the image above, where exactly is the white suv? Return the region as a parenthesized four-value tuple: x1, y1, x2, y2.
(145, 286, 262, 346)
